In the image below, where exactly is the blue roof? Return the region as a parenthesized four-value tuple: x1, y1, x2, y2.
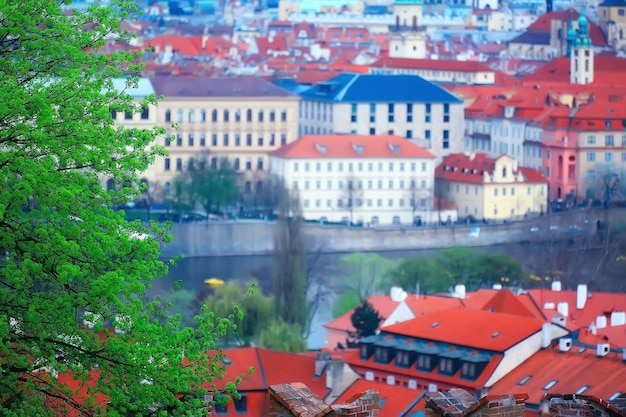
(299, 73, 462, 104)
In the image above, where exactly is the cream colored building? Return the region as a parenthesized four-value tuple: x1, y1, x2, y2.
(435, 153, 548, 221)
(145, 77, 300, 198)
(268, 134, 456, 226)
(577, 131, 626, 200)
(298, 73, 465, 164)
(598, 0, 626, 49)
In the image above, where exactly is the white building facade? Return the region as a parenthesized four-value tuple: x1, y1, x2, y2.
(269, 134, 442, 226)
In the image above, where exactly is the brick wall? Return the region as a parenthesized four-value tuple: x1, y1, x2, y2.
(268, 382, 380, 417)
(546, 394, 625, 417)
(425, 388, 528, 417)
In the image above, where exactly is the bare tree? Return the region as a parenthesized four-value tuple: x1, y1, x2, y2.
(406, 178, 432, 225)
(341, 174, 364, 225)
(138, 177, 164, 221)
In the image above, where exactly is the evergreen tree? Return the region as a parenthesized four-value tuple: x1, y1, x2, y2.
(350, 300, 383, 340)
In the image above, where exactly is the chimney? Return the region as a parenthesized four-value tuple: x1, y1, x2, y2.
(453, 284, 466, 299)
(552, 315, 566, 327)
(551, 281, 562, 291)
(202, 34, 208, 49)
(556, 302, 569, 318)
(596, 343, 610, 357)
(559, 338, 572, 352)
(415, 283, 420, 300)
(390, 286, 408, 302)
(610, 311, 626, 326)
(541, 322, 551, 348)
(576, 284, 587, 309)
(269, 383, 380, 417)
(165, 42, 173, 54)
(596, 315, 607, 329)
(314, 351, 331, 377)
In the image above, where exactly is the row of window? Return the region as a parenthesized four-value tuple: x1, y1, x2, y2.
(293, 160, 429, 174)
(164, 108, 289, 123)
(586, 151, 626, 162)
(111, 108, 150, 121)
(164, 156, 265, 172)
(300, 126, 447, 144)
(445, 183, 538, 197)
(295, 179, 429, 191)
(348, 103, 451, 124)
(165, 133, 288, 148)
(302, 197, 429, 209)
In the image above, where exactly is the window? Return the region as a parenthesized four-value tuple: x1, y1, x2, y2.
(388, 103, 395, 122)
(258, 135, 264, 146)
(606, 152, 614, 162)
(425, 103, 431, 122)
(223, 134, 229, 146)
(443, 130, 449, 149)
(443, 103, 450, 123)
(587, 152, 596, 162)
(407, 129, 413, 139)
(425, 130, 431, 140)
(235, 134, 241, 146)
(188, 134, 194, 146)
(176, 109, 183, 122)
(212, 109, 218, 122)
(246, 109, 252, 122)
(543, 380, 558, 390)
(407, 103, 413, 122)
(281, 109, 287, 122)
(234, 393, 247, 413)
(200, 134, 206, 146)
(164, 158, 170, 171)
(545, 150, 550, 159)
(281, 134, 287, 145)
(175, 158, 182, 171)
(389, 162, 394, 172)
(439, 358, 453, 374)
(141, 107, 149, 120)
(245, 157, 252, 170)
(176, 134, 182, 146)
(587, 135, 596, 145)
(165, 109, 171, 122)
(606, 135, 615, 146)
(575, 386, 589, 395)
(200, 109, 206, 122)
(246, 134, 252, 146)
(211, 134, 218, 146)
(494, 188, 498, 196)
(257, 158, 264, 170)
(258, 110, 264, 122)
(235, 109, 241, 122)
(461, 362, 476, 379)
(351, 103, 357, 123)
(223, 109, 229, 122)
(124, 111, 133, 120)
(417, 355, 431, 370)
(305, 162, 310, 172)
(338, 163, 343, 172)
(188, 109, 195, 122)
(164, 134, 171, 147)
(518, 376, 532, 386)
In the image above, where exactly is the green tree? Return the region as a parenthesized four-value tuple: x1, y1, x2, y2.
(188, 157, 240, 218)
(350, 300, 383, 340)
(384, 257, 452, 294)
(167, 174, 190, 220)
(0, 2, 242, 415)
(474, 252, 526, 287)
(433, 246, 480, 288)
(258, 320, 307, 353)
(203, 281, 274, 345)
(271, 181, 308, 330)
(338, 252, 395, 299)
(332, 290, 361, 318)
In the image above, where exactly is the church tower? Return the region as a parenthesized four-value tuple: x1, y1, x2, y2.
(388, 0, 428, 59)
(570, 9, 594, 85)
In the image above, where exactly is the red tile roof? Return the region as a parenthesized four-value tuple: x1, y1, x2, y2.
(488, 345, 626, 406)
(525, 9, 607, 46)
(333, 379, 425, 416)
(435, 153, 547, 185)
(481, 289, 538, 319)
(372, 55, 495, 73)
(382, 308, 544, 351)
(269, 135, 435, 159)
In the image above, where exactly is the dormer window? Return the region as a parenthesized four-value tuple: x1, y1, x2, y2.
(502, 167, 507, 178)
(439, 358, 455, 375)
(353, 143, 364, 154)
(388, 143, 400, 154)
(316, 143, 327, 154)
(417, 354, 433, 371)
(373, 337, 398, 364)
(234, 393, 247, 412)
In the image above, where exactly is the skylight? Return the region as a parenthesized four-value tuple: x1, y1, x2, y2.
(491, 331, 501, 338)
(543, 380, 558, 390)
(575, 386, 589, 395)
(518, 376, 532, 386)
(431, 321, 440, 328)
(609, 392, 622, 401)
(315, 143, 327, 154)
(352, 143, 364, 154)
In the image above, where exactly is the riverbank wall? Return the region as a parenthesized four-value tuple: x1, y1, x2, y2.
(159, 208, 607, 258)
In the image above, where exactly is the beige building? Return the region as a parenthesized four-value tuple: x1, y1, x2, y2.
(577, 131, 626, 200)
(298, 73, 465, 163)
(269, 134, 455, 226)
(143, 77, 300, 199)
(435, 153, 548, 221)
(598, 0, 626, 49)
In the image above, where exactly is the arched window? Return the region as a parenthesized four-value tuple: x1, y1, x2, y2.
(223, 109, 229, 122)
(258, 110, 264, 122)
(246, 109, 252, 122)
(211, 109, 218, 122)
(269, 109, 275, 122)
(106, 179, 116, 192)
(176, 109, 183, 122)
(200, 109, 206, 122)
(235, 108, 241, 122)
(188, 109, 195, 122)
(280, 109, 287, 122)
(165, 109, 171, 122)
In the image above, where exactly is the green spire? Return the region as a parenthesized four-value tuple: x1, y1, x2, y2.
(575, 8, 592, 47)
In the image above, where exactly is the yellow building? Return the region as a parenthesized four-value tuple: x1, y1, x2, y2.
(146, 77, 300, 198)
(435, 153, 548, 221)
(598, 0, 626, 49)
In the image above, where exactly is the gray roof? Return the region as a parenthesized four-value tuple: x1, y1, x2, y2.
(149, 77, 297, 98)
(299, 73, 462, 104)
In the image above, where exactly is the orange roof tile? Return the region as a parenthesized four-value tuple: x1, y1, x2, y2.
(323, 294, 404, 332)
(488, 346, 626, 406)
(435, 153, 547, 185)
(372, 55, 495, 73)
(382, 308, 544, 351)
(481, 290, 538, 319)
(269, 135, 435, 159)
